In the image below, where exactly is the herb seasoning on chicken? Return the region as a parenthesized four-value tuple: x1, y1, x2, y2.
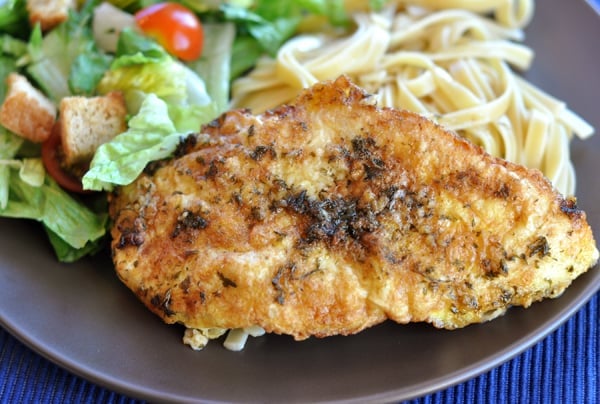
(109, 76, 598, 342)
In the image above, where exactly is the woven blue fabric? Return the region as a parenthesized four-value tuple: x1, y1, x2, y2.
(405, 293, 599, 404)
(1, 292, 598, 403)
(0, 329, 144, 404)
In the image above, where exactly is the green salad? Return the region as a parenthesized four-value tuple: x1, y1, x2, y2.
(0, 0, 354, 262)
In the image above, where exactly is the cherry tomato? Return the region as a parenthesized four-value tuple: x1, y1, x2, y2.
(41, 122, 89, 194)
(134, 2, 204, 61)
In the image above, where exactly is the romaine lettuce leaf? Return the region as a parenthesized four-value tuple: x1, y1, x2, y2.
(229, 35, 263, 80)
(0, 129, 24, 209)
(24, 4, 109, 101)
(0, 0, 28, 37)
(187, 22, 235, 112)
(45, 223, 106, 263)
(0, 170, 107, 250)
(215, 0, 349, 81)
(97, 27, 214, 120)
(220, 4, 298, 57)
(0, 32, 27, 108)
(15, 158, 45, 187)
(0, 33, 27, 57)
(97, 58, 188, 104)
(168, 101, 218, 133)
(69, 51, 113, 95)
(82, 94, 187, 191)
(1, 128, 105, 261)
(112, 26, 169, 65)
(252, 0, 348, 26)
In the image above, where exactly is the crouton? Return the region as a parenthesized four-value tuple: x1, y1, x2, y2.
(27, 0, 76, 32)
(60, 92, 128, 166)
(0, 73, 57, 143)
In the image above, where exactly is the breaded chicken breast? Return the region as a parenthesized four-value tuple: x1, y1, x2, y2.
(109, 76, 598, 340)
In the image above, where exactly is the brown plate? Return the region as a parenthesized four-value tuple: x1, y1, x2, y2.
(1, 0, 599, 402)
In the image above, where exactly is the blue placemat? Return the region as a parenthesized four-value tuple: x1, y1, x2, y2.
(2, 292, 598, 403)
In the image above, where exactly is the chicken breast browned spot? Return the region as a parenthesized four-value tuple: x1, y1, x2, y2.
(109, 75, 598, 340)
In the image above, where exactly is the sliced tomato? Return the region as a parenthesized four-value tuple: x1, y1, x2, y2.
(135, 2, 204, 61)
(41, 122, 89, 194)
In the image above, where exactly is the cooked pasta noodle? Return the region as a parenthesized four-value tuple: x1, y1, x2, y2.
(231, 0, 594, 196)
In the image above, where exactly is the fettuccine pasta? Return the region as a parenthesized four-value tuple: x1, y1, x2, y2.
(231, 0, 594, 196)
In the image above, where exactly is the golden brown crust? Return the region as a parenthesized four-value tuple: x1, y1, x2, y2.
(109, 76, 598, 340)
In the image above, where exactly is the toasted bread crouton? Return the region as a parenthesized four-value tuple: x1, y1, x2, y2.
(60, 92, 128, 166)
(27, 0, 76, 32)
(0, 73, 57, 143)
